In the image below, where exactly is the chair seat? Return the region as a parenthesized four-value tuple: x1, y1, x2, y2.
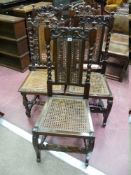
(19, 69, 64, 94)
(103, 33, 128, 57)
(35, 96, 94, 136)
(19, 71, 111, 97)
(66, 72, 111, 97)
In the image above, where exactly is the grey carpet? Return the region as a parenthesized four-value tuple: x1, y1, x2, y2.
(0, 125, 87, 175)
(129, 123, 131, 175)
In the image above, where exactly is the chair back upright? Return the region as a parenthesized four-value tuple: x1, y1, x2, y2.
(79, 14, 114, 73)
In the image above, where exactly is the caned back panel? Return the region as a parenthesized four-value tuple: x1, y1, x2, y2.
(78, 15, 114, 64)
(44, 26, 96, 97)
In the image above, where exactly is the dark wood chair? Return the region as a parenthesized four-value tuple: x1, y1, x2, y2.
(0, 111, 4, 117)
(64, 5, 114, 127)
(18, 3, 97, 118)
(18, 6, 66, 117)
(32, 25, 96, 166)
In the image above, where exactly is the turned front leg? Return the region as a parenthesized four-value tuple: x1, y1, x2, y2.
(21, 93, 31, 118)
(102, 98, 113, 127)
(32, 127, 41, 162)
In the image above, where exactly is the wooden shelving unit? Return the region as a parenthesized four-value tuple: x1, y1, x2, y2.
(105, 5, 129, 81)
(0, 14, 30, 72)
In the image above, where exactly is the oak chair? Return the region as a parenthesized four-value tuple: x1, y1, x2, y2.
(19, 6, 66, 117)
(19, 3, 97, 118)
(32, 25, 96, 166)
(0, 111, 4, 117)
(64, 4, 114, 127)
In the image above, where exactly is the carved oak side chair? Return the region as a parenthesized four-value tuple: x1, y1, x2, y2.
(65, 7, 114, 127)
(19, 6, 65, 118)
(18, 4, 99, 118)
(79, 14, 114, 127)
(32, 25, 96, 166)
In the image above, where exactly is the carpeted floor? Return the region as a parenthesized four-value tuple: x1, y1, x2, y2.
(0, 65, 129, 175)
(129, 123, 131, 175)
(0, 125, 87, 175)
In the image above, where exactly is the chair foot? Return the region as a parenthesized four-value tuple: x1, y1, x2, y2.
(26, 111, 31, 118)
(85, 154, 90, 167)
(36, 154, 41, 163)
(102, 98, 113, 127)
(85, 152, 93, 167)
(0, 112, 4, 117)
(84, 137, 95, 167)
(32, 127, 41, 163)
(102, 123, 106, 127)
(85, 159, 89, 167)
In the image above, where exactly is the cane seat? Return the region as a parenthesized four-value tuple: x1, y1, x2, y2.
(19, 69, 64, 94)
(36, 96, 92, 134)
(66, 72, 111, 97)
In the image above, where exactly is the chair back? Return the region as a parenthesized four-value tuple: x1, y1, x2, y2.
(78, 15, 114, 70)
(26, 4, 77, 70)
(44, 24, 96, 98)
(67, 4, 114, 73)
(26, 5, 62, 70)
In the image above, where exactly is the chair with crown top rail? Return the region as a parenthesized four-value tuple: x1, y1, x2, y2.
(18, 5, 66, 117)
(18, 3, 102, 118)
(63, 5, 114, 127)
(32, 23, 96, 166)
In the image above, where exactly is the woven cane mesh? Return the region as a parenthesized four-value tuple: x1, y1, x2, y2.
(56, 39, 67, 83)
(70, 40, 83, 84)
(56, 38, 86, 85)
(19, 69, 63, 93)
(84, 24, 103, 63)
(67, 72, 110, 96)
(39, 97, 91, 133)
(94, 25, 103, 62)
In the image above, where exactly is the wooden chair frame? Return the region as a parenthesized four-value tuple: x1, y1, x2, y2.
(32, 24, 96, 166)
(19, 5, 65, 117)
(64, 11, 114, 127)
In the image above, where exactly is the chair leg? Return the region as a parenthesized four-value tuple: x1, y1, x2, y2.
(84, 137, 95, 167)
(32, 127, 41, 162)
(102, 98, 113, 127)
(21, 93, 40, 118)
(22, 94, 31, 118)
(0, 111, 4, 117)
(90, 98, 113, 127)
